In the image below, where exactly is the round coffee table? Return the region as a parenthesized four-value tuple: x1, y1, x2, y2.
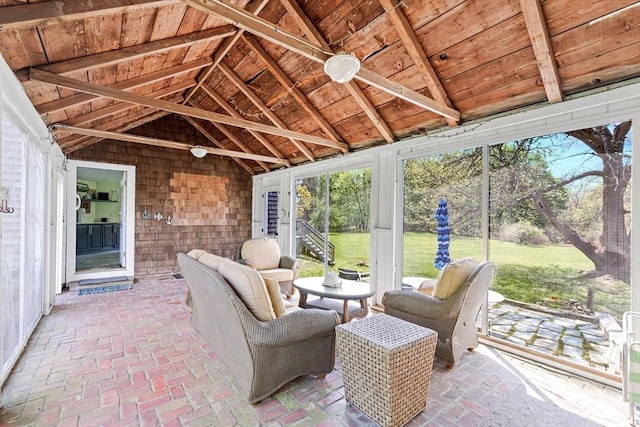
(293, 276, 375, 323)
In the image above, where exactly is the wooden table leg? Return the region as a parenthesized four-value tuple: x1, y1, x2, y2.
(343, 299, 350, 323)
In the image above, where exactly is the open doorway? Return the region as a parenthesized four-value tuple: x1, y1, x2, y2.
(65, 160, 135, 285)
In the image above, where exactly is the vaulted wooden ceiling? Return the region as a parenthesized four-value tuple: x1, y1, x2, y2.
(1, 0, 638, 174)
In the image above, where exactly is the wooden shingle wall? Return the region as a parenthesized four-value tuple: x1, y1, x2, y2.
(69, 114, 252, 277)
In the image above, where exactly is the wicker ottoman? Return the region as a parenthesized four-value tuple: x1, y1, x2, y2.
(336, 314, 437, 427)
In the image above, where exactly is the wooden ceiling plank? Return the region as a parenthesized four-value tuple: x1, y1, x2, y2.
(242, 33, 345, 144)
(218, 61, 320, 160)
(54, 124, 289, 165)
(19, 26, 235, 82)
(277, 0, 395, 143)
(0, 0, 179, 31)
(378, 0, 458, 127)
(201, 84, 289, 160)
(183, 0, 460, 121)
(29, 68, 337, 149)
(60, 80, 194, 126)
(519, 0, 563, 102)
(183, 116, 258, 174)
(183, 0, 270, 104)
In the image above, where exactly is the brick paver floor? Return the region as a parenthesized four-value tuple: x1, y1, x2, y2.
(0, 275, 630, 426)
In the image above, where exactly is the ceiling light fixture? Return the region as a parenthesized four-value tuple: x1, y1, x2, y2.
(324, 53, 361, 83)
(190, 145, 208, 158)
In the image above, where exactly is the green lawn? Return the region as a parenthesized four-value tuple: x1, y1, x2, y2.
(298, 231, 629, 318)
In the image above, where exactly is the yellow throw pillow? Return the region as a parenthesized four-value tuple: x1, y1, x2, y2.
(218, 260, 276, 322)
(418, 279, 436, 296)
(264, 277, 286, 318)
(432, 258, 479, 299)
(198, 253, 225, 271)
(186, 249, 207, 260)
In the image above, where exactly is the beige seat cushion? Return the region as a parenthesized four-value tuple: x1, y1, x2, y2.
(259, 268, 294, 283)
(186, 249, 207, 260)
(240, 238, 281, 270)
(198, 253, 225, 271)
(263, 277, 286, 318)
(432, 258, 479, 299)
(218, 260, 276, 322)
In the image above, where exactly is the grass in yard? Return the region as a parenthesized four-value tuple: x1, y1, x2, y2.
(297, 231, 629, 318)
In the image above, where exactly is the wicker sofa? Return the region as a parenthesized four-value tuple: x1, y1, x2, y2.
(177, 251, 339, 403)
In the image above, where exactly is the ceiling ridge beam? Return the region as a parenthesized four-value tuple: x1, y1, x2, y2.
(29, 68, 336, 151)
(36, 58, 211, 115)
(378, 0, 458, 127)
(183, 116, 258, 174)
(0, 0, 180, 31)
(519, 0, 563, 102)
(241, 33, 345, 144)
(17, 26, 235, 82)
(183, 0, 460, 121)
(54, 124, 289, 165)
(218, 62, 319, 161)
(183, 0, 270, 104)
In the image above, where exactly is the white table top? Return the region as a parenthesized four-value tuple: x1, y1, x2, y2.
(293, 276, 374, 299)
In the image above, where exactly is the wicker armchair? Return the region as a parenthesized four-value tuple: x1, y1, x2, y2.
(178, 253, 339, 403)
(237, 237, 299, 297)
(383, 261, 496, 367)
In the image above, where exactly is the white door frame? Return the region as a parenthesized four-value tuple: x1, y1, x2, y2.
(65, 160, 135, 283)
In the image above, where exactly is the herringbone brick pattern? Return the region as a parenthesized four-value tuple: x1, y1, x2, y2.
(0, 276, 629, 426)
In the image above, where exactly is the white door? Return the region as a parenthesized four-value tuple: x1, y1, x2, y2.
(119, 175, 126, 267)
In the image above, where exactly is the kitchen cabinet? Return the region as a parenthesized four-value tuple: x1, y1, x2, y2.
(76, 223, 120, 253)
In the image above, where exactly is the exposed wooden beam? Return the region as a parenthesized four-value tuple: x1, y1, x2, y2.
(56, 99, 182, 147)
(59, 80, 194, 127)
(183, 0, 461, 122)
(53, 124, 289, 165)
(200, 84, 289, 161)
(183, 117, 257, 174)
(277, 0, 395, 143)
(183, 0, 270, 104)
(30, 68, 338, 150)
(37, 58, 212, 115)
(0, 0, 179, 31)
(378, 0, 458, 127)
(17, 26, 234, 82)
(61, 109, 173, 152)
(242, 33, 345, 144)
(519, 0, 563, 102)
(187, 98, 272, 172)
(218, 62, 319, 160)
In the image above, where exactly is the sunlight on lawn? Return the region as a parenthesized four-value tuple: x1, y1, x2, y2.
(298, 232, 628, 318)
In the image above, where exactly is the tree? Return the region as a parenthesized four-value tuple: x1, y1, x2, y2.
(531, 122, 632, 281)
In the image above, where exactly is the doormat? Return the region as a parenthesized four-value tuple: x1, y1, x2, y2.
(77, 284, 133, 295)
